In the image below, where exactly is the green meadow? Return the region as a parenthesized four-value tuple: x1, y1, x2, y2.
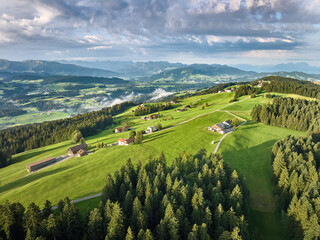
(0, 91, 308, 239)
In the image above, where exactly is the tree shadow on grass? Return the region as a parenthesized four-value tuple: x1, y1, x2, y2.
(143, 130, 174, 143)
(0, 166, 72, 194)
(12, 143, 71, 164)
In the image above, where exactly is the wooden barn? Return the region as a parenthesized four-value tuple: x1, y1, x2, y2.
(68, 143, 88, 156)
(26, 157, 56, 172)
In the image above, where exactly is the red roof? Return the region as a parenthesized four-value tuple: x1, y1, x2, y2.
(116, 127, 123, 131)
(118, 137, 135, 143)
(27, 157, 56, 168)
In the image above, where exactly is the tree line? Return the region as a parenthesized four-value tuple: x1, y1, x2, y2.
(250, 97, 320, 132)
(0, 108, 27, 118)
(134, 103, 173, 116)
(0, 101, 134, 166)
(0, 149, 250, 240)
(271, 135, 320, 239)
(258, 76, 320, 99)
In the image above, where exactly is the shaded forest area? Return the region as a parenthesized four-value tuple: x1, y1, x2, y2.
(258, 76, 320, 99)
(272, 135, 320, 239)
(251, 97, 320, 132)
(0, 150, 250, 240)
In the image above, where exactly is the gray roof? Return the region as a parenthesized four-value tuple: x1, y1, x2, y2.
(216, 123, 225, 129)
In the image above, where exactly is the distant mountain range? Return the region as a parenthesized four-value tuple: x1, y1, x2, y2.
(0, 59, 118, 77)
(1, 59, 320, 83)
(136, 64, 255, 82)
(234, 62, 320, 74)
(59, 60, 185, 78)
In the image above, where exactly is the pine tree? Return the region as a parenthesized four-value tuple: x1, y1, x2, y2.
(87, 208, 104, 240)
(106, 202, 124, 240)
(125, 227, 134, 240)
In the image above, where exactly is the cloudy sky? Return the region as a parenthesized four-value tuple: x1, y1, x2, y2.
(0, 0, 320, 65)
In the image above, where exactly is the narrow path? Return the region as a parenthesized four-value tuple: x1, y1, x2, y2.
(52, 193, 102, 210)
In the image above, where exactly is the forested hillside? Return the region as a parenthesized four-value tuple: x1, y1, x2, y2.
(0, 101, 134, 159)
(251, 97, 320, 132)
(271, 135, 320, 239)
(0, 150, 249, 240)
(259, 76, 320, 99)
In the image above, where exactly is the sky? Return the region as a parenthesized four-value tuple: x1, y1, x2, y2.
(0, 0, 320, 65)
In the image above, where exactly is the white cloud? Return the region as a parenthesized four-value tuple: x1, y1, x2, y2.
(87, 45, 112, 50)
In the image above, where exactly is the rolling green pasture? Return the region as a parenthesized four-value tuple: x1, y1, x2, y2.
(0, 91, 309, 239)
(0, 92, 238, 207)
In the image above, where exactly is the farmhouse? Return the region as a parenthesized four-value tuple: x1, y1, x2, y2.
(208, 120, 233, 134)
(115, 126, 131, 133)
(146, 126, 157, 133)
(68, 143, 88, 156)
(118, 137, 135, 145)
(170, 100, 176, 104)
(177, 108, 186, 112)
(77, 149, 88, 157)
(26, 157, 57, 172)
(141, 116, 147, 120)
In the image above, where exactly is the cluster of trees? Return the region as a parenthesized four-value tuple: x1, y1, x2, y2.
(259, 76, 320, 99)
(231, 85, 261, 101)
(134, 103, 173, 116)
(271, 135, 320, 239)
(0, 149, 249, 240)
(0, 198, 84, 240)
(250, 97, 320, 132)
(0, 101, 134, 160)
(99, 149, 249, 240)
(0, 108, 27, 118)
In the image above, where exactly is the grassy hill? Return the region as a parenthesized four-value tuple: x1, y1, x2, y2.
(0, 90, 311, 240)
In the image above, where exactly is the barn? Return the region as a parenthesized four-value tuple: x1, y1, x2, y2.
(26, 157, 57, 172)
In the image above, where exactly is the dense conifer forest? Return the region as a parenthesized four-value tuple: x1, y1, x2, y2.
(259, 76, 320, 99)
(0, 150, 250, 240)
(271, 135, 320, 239)
(134, 103, 173, 116)
(0, 101, 134, 161)
(250, 97, 320, 132)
